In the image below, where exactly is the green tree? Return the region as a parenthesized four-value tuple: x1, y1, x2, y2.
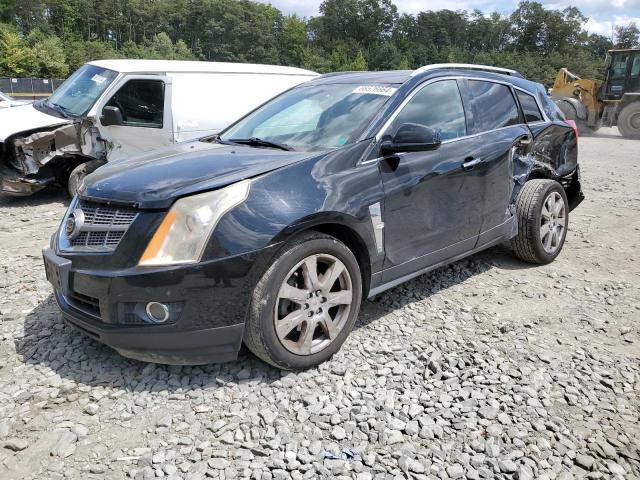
(279, 15, 309, 67)
(31, 35, 68, 77)
(0, 24, 36, 76)
(615, 23, 640, 49)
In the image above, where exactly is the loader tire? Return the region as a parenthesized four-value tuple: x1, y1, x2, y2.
(617, 103, 640, 139)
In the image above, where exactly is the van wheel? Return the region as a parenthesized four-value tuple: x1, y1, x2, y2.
(244, 232, 362, 370)
(67, 160, 102, 196)
(617, 103, 640, 139)
(510, 180, 569, 264)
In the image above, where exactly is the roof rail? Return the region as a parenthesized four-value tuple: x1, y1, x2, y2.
(412, 63, 522, 78)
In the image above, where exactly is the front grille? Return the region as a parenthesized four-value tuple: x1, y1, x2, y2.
(66, 290, 101, 317)
(61, 199, 138, 252)
(71, 230, 125, 248)
(81, 203, 138, 227)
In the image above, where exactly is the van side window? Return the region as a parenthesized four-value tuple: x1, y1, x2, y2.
(516, 90, 544, 123)
(390, 80, 466, 141)
(106, 80, 164, 128)
(468, 80, 520, 132)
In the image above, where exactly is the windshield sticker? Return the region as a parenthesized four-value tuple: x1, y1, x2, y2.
(352, 85, 397, 96)
(91, 74, 107, 84)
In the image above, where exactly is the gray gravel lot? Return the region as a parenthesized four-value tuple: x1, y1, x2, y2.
(0, 128, 639, 480)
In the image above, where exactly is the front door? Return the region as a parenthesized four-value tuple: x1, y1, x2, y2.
(379, 79, 485, 281)
(97, 75, 173, 161)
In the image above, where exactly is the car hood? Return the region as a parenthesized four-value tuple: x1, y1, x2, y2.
(0, 103, 71, 142)
(81, 141, 320, 209)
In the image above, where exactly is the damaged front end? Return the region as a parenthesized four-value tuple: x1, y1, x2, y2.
(0, 121, 106, 196)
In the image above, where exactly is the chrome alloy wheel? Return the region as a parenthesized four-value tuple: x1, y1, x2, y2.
(274, 254, 353, 355)
(540, 191, 566, 254)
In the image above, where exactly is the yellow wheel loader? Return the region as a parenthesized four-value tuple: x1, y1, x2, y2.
(550, 49, 640, 139)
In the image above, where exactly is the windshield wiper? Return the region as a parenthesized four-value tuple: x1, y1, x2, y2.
(203, 134, 236, 145)
(44, 101, 73, 119)
(228, 137, 295, 151)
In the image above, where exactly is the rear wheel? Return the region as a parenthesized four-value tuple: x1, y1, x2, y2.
(510, 180, 569, 264)
(244, 232, 362, 370)
(617, 103, 640, 139)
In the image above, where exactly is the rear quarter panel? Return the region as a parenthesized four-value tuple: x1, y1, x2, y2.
(527, 121, 578, 178)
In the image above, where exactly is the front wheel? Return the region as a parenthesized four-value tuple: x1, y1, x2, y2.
(67, 160, 103, 197)
(244, 232, 362, 370)
(510, 180, 569, 264)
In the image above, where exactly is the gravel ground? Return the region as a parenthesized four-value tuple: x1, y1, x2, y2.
(0, 128, 639, 480)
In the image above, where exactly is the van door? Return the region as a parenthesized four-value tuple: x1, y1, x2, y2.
(97, 75, 173, 161)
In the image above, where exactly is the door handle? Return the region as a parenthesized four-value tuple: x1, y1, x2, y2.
(462, 157, 482, 170)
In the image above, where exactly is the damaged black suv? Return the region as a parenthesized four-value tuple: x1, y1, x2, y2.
(43, 64, 583, 370)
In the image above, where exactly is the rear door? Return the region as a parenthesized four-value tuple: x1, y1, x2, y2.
(459, 79, 531, 248)
(97, 75, 173, 161)
(378, 78, 485, 281)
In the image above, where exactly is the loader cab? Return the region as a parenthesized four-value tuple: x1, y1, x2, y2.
(602, 49, 640, 100)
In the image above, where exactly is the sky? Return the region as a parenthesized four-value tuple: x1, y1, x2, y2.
(260, 0, 640, 38)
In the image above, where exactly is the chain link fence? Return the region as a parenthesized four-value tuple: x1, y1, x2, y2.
(0, 77, 65, 100)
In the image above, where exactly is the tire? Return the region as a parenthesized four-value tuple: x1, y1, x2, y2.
(67, 160, 102, 196)
(617, 103, 640, 139)
(244, 232, 362, 370)
(510, 179, 569, 264)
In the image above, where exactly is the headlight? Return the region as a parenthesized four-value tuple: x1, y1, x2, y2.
(139, 180, 251, 266)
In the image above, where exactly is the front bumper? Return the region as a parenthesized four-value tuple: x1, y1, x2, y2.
(43, 246, 269, 365)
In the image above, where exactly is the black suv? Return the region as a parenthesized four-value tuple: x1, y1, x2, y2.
(43, 64, 583, 369)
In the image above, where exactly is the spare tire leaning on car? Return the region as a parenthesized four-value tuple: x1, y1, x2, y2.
(67, 159, 105, 197)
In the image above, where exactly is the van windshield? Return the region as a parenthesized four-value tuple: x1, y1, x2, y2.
(220, 83, 396, 152)
(46, 64, 118, 117)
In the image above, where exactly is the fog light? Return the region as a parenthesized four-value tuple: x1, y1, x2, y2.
(145, 302, 170, 323)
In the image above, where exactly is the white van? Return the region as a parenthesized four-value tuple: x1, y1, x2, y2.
(0, 60, 317, 196)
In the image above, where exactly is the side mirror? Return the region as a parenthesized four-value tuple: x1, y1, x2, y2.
(101, 105, 123, 126)
(381, 123, 442, 155)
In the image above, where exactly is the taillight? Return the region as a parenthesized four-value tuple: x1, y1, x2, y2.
(565, 120, 579, 138)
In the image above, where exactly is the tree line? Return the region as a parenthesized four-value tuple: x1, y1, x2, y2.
(1, 0, 639, 86)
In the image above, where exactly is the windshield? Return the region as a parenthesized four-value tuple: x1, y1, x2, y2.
(47, 64, 118, 116)
(220, 83, 396, 152)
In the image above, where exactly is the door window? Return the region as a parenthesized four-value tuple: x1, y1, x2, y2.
(389, 80, 467, 141)
(468, 80, 520, 132)
(516, 90, 544, 123)
(610, 54, 630, 80)
(631, 54, 640, 77)
(105, 79, 165, 128)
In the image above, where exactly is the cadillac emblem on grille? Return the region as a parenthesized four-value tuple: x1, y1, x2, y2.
(65, 209, 85, 240)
